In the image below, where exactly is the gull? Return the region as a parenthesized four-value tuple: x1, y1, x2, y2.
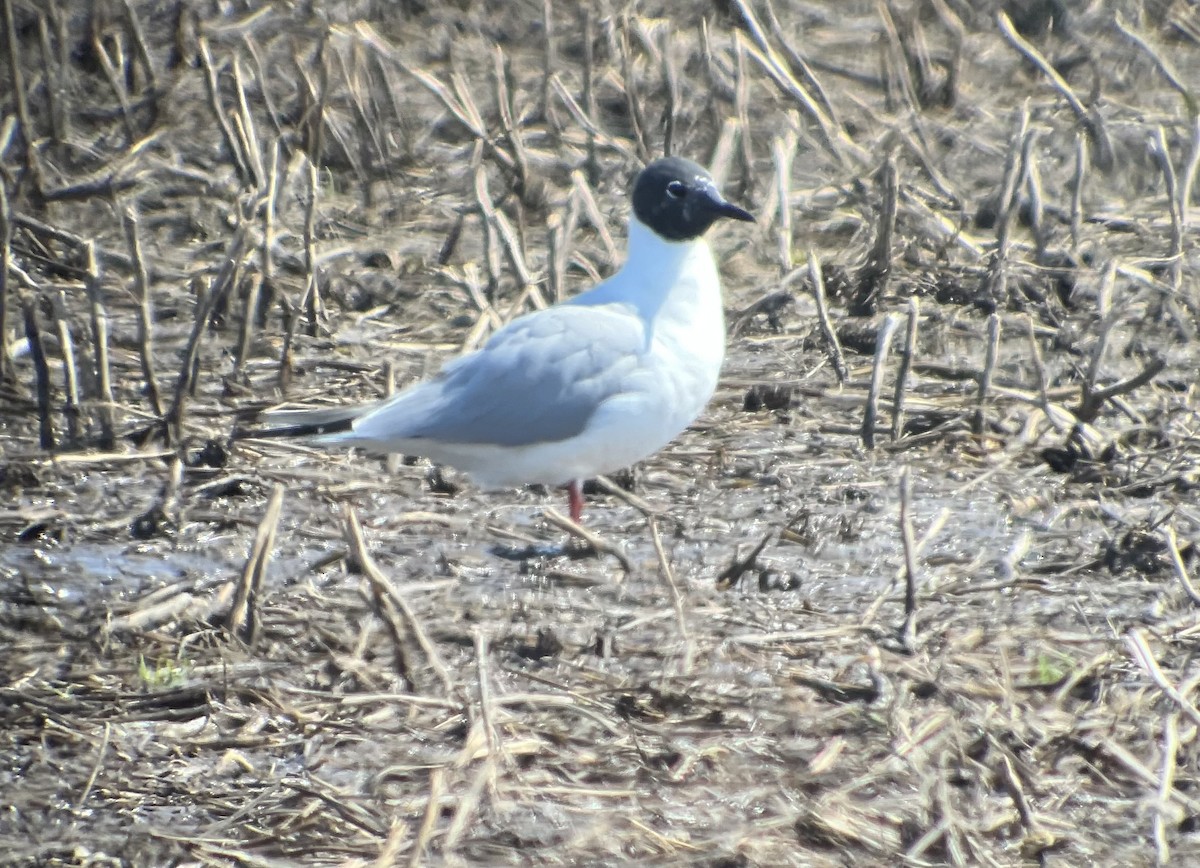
(252, 157, 754, 522)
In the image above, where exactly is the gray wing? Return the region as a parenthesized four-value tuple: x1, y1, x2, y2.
(345, 303, 645, 448)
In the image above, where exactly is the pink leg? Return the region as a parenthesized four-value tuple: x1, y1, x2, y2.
(566, 479, 584, 524)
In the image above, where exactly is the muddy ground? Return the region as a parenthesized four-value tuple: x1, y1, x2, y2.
(2, 0, 1200, 865)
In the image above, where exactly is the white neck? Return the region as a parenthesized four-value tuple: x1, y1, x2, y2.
(577, 217, 717, 319)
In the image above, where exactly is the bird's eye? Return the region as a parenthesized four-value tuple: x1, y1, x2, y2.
(666, 180, 686, 199)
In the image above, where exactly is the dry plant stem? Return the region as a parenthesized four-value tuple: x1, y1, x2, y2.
(973, 313, 1000, 438)
(22, 300, 54, 449)
(3, 0, 43, 190)
(862, 314, 901, 449)
(374, 819, 409, 868)
(898, 467, 918, 650)
(442, 758, 493, 854)
(1182, 117, 1200, 229)
(472, 629, 501, 794)
(76, 721, 111, 808)
(1113, 14, 1197, 119)
(982, 105, 1029, 303)
(1125, 630, 1200, 729)
(1151, 125, 1184, 292)
(763, 0, 840, 128)
(198, 37, 251, 186)
(120, 206, 162, 417)
(772, 134, 795, 271)
(90, 29, 135, 143)
(728, 0, 865, 167)
(1071, 131, 1086, 251)
(808, 252, 847, 384)
(891, 297, 919, 441)
(50, 291, 80, 444)
(492, 48, 530, 196)
(540, 0, 555, 126)
(1025, 315, 1054, 422)
(409, 768, 444, 868)
(581, 8, 599, 185)
(301, 159, 322, 336)
(1154, 711, 1179, 865)
(570, 170, 618, 265)
(0, 180, 12, 381)
(647, 516, 693, 675)
(998, 752, 1036, 833)
(343, 504, 457, 697)
(852, 156, 897, 315)
(232, 55, 264, 189)
(84, 242, 115, 449)
(1162, 526, 1200, 606)
(618, 16, 650, 163)
(384, 362, 401, 475)
(36, 9, 65, 144)
(166, 226, 247, 444)
(541, 506, 633, 574)
(227, 484, 284, 643)
(119, 0, 157, 95)
(995, 12, 1112, 170)
(660, 32, 679, 156)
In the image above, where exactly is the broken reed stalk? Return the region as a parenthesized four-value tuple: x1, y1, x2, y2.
(1155, 712, 1180, 865)
(121, 205, 163, 417)
(890, 297, 919, 441)
(231, 54, 264, 189)
(1125, 630, 1200, 729)
(660, 31, 679, 156)
(773, 134, 795, 272)
(0, 180, 12, 381)
(492, 48, 530, 199)
(259, 139, 281, 323)
(301, 158, 322, 336)
(91, 27, 136, 143)
(118, 0, 158, 96)
(996, 11, 1113, 170)
(1162, 526, 1200, 607)
(647, 515, 693, 675)
(84, 241, 115, 449)
(1182, 117, 1200, 229)
(472, 628, 501, 793)
(1151, 125, 1184, 293)
(729, 0, 865, 167)
(862, 314, 901, 449)
(166, 225, 248, 445)
(1023, 130, 1046, 252)
(807, 251, 847, 385)
(199, 36, 252, 186)
(898, 466, 918, 650)
(541, 0, 555, 126)
(36, 9, 65, 144)
(618, 15, 650, 162)
(22, 300, 54, 449)
(850, 156, 897, 316)
(409, 768, 445, 868)
(580, 8, 600, 185)
(343, 504, 457, 697)
(385, 361, 401, 475)
(972, 313, 1001, 438)
(982, 104, 1030, 304)
(1071, 130, 1087, 252)
(228, 483, 285, 643)
(475, 158, 532, 290)
(541, 506, 633, 573)
(2, 0, 43, 190)
(50, 290, 80, 445)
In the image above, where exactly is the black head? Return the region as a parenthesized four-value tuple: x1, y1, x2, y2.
(631, 157, 754, 242)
